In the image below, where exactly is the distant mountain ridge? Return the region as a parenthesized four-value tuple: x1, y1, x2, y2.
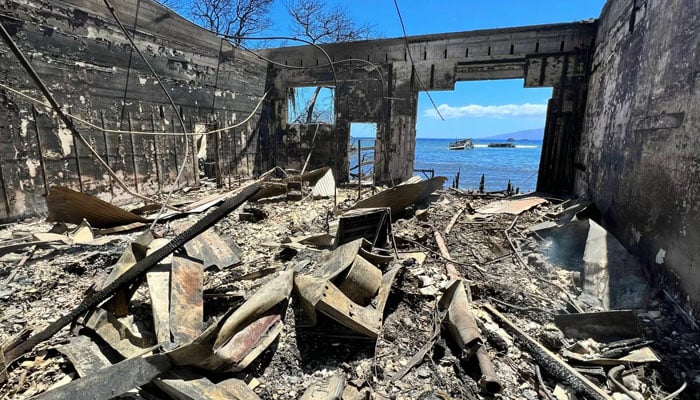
(479, 128, 543, 141)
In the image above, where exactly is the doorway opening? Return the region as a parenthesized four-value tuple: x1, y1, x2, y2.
(348, 122, 378, 186)
(415, 79, 552, 192)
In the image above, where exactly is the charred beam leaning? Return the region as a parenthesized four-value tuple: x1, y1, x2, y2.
(483, 303, 614, 400)
(2, 182, 261, 366)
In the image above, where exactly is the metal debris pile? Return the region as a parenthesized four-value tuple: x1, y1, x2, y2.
(0, 172, 698, 400)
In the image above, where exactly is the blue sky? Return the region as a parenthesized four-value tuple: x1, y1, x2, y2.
(228, 1, 606, 138)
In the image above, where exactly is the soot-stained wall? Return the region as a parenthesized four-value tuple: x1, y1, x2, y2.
(576, 0, 700, 312)
(260, 23, 597, 186)
(0, 0, 268, 220)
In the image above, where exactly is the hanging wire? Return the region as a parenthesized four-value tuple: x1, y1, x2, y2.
(392, 0, 444, 120)
(0, 21, 184, 211)
(239, 44, 386, 91)
(102, 0, 192, 228)
(2, 7, 408, 221)
(0, 82, 268, 136)
(119, 0, 141, 123)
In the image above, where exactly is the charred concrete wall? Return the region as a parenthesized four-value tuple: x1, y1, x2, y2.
(576, 0, 700, 311)
(261, 23, 597, 185)
(0, 0, 267, 220)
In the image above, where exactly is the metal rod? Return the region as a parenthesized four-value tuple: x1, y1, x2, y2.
(189, 116, 199, 185)
(232, 125, 238, 176)
(357, 139, 362, 199)
(211, 38, 224, 110)
(127, 112, 139, 193)
(171, 115, 178, 183)
(0, 126, 11, 217)
(150, 113, 162, 192)
(30, 106, 49, 196)
(99, 110, 115, 198)
(226, 119, 232, 189)
(119, 0, 141, 122)
(68, 107, 84, 192)
(215, 120, 222, 187)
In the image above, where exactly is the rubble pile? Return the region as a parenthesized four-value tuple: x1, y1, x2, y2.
(0, 173, 698, 400)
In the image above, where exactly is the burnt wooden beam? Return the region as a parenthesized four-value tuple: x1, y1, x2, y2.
(2, 182, 260, 365)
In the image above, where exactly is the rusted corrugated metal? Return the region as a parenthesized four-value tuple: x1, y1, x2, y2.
(351, 176, 447, 215)
(46, 186, 150, 228)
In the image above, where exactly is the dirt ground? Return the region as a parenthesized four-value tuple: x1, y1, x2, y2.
(0, 181, 698, 399)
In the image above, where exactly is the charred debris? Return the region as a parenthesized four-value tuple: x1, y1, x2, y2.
(0, 172, 698, 400)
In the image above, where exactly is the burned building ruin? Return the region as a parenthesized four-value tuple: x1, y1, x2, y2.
(0, 0, 698, 398)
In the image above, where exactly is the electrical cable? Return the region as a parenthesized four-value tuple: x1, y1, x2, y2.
(2, 11, 394, 218)
(101, 0, 190, 228)
(0, 82, 268, 136)
(660, 382, 687, 400)
(119, 0, 141, 123)
(228, 35, 337, 82)
(0, 20, 182, 211)
(391, 0, 444, 120)
(239, 44, 386, 92)
(224, 34, 342, 206)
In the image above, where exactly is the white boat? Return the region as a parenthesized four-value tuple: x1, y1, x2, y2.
(448, 138, 474, 150)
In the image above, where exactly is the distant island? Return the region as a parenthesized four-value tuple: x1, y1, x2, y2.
(479, 128, 543, 141)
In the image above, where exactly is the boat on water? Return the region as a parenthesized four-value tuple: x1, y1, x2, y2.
(448, 138, 474, 150)
(487, 142, 516, 148)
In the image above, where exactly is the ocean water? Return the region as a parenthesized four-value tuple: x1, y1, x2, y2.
(349, 137, 543, 193)
(413, 138, 543, 192)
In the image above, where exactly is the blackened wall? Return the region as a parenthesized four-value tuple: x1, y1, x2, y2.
(260, 23, 597, 185)
(0, 0, 268, 220)
(576, 0, 700, 311)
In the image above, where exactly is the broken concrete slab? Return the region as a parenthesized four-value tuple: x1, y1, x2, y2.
(582, 220, 649, 310)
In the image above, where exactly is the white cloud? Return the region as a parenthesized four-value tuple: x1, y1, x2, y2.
(424, 103, 547, 119)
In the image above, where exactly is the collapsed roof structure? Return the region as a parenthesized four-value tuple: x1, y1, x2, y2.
(0, 0, 698, 398)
